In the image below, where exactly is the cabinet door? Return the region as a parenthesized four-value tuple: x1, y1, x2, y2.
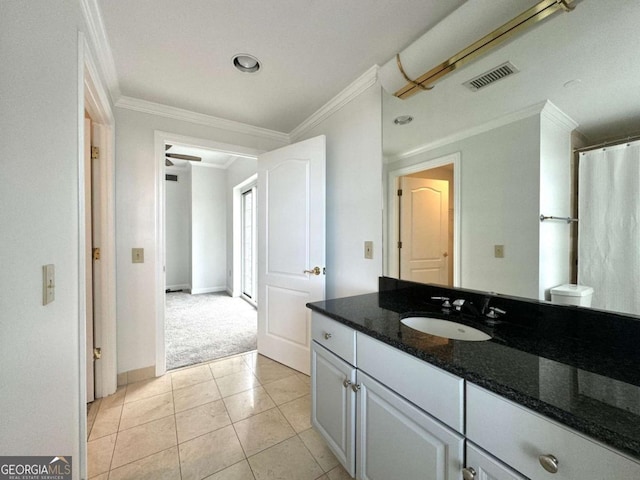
(311, 342, 356, 477)
(465, 442, 529, 480)
(356, 371, 463, 480)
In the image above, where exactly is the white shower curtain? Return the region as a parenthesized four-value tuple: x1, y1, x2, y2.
(578, 141, 640, 315)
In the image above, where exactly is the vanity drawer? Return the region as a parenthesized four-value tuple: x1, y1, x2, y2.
(311, 312, 356, 365)
(467, 383, 640, 480)
(356, 333, 463, 433)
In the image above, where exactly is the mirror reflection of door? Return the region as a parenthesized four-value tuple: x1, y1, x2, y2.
(398, 164, 454, 287)
(241, 185, 257, 305)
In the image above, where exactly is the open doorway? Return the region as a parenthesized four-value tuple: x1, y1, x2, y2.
(161, 139, 260, 370)
(387, 152, 461, 287)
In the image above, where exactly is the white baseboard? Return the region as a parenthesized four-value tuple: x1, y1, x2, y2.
(190, 286, 227, 295)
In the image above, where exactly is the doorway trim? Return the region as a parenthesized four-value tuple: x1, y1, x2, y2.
(386, 152, 461, 286)
(78, 31, 118, 479)
(154, 131, 264, 376)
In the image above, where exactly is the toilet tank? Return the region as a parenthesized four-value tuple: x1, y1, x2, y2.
(550, 284, 594, 307)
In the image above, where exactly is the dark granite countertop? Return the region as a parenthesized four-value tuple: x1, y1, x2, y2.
(306, 279, 640, 461)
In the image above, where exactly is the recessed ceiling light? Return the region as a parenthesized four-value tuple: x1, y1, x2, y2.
(232, 54, 261, 73)
(394, 115, 413, 125)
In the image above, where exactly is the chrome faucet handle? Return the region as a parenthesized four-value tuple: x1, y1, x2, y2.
(452, 299, 466, 311)
(486, 307, 506, 319)
(431, 296, 451, 308)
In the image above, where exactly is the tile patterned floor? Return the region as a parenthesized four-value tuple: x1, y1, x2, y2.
(87, 352, 353, 480)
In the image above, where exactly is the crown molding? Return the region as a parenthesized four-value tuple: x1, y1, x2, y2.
(80, 0, 121, 103)
(118, 96, 289, 144)
(290, 65, 379, 141)
(540, 100, 578, 131)
(389, 100, 558, 162)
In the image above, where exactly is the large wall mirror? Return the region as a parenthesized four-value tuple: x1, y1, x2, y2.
(382, 0, 640, 316)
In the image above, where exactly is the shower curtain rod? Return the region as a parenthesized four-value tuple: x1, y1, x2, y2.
(574, 133, 640, 153)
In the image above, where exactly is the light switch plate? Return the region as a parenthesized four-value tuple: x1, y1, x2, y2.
(43, 264, 55, 305)
(132, 248, 144, 263)
(364, 241, 373, 259)
(494, 245, 505, 258)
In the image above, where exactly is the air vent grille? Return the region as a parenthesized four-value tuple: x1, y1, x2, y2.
(165, 174, 178, 182)
(463, 62, 519, 91)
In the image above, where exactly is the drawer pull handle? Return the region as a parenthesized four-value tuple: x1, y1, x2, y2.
(462, 467, 476, 480)
(323, 332, 332, 340)
(539, 454, 559, 474)
(351, 383, 361, 393)
(343, 379, 352, 388)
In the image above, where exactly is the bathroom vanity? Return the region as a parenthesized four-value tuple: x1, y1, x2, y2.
(307, 277, 640, 479)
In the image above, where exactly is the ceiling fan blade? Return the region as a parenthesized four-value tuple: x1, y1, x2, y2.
(165, 144, 172, 151)
(165, 153, 202, 162)
(165, 159, 174, 166)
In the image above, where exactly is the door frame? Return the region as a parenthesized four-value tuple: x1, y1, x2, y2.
(386, 152, 461, 285)
(232, 174, 258, 299)
(78, 32, 118, 478)
(154, 131, 264, 376)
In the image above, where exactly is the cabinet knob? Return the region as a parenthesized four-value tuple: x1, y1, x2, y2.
(538, 454, 559, 474)
(343, 379, 352, 388)
(462, 467, 476, 480)
(323, 332, 332, 340)
(351, 383, 361, 393)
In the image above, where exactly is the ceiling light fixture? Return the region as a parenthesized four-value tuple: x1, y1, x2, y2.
(232, 54, 261, 73)
(394, 115, 413, 126)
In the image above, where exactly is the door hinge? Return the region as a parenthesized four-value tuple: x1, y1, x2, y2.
(398, 241, 403, 249)
(91, 146, 99, 160)
(397, 188, 403, 196)
(93, 347, 102, 360)
(92, 247, 101, 261)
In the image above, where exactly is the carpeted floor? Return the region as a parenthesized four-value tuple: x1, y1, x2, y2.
(165, 291, 257, 370)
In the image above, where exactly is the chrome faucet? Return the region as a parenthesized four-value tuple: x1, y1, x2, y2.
(431, 296, 451, 309)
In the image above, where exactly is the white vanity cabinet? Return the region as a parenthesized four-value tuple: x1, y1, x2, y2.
(464, 442, 528, 480)
(467, 383, 640, 480)
(311, 312, 464, 480)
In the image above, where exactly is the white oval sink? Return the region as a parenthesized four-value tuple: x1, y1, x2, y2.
(401, 317, 491, 341)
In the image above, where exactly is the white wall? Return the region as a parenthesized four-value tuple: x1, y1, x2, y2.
(114, 107, 286, 373)
(0, 0, 84, 473)
(191, 165, 227, 293)
(226, 157, 258, 294)
(389, 114, 542, 298)
(165, 166, 192, 289)
(294, 85, 383, 298)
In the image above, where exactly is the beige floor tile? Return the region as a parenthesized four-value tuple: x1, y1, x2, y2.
(89, 404, 122, 440)
(173, 379, 222, 413)
(262, 375, 308, 405)
(243, 353, 277, 371)
(176, 399, 231, 443)
(89, 473, 109, 480)
(124, 375, 172, 404)
(108, 446, 180, 480)
(111, 415, 177, 469)
(204, 459, 256, 480)
(210, 356, 251, 379)
(248, 435, 324, 480)
(87, 433, 116, 477)
(241, 351, 258, 366)
(179, 425, 245, 480)
(326, 464, 353, 479)
(119, 392, 174, 430)
(279, 394, 311, 433)
(172, 364, 214, 390)
(234, 408, 295, 457)
(222, 386, 276, 423)
(216, 370, 260, 398)
(100, 386, 126, 409)
(296, 372, 311, 387)
(299, 428, 339, 472)
(251, 360, 297, 384)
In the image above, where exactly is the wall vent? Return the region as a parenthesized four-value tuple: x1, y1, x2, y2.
(463, 62, 519, 91)
(165, 174, 178, 182)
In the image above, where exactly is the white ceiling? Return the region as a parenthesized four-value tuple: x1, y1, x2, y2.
(97, 0, 465, 133)
(383, 0, 640, 157)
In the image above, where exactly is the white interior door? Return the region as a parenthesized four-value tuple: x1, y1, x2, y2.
(399, 177, 449, 285)
(84, 117, 95, 402)
(257, 135, 326, 374)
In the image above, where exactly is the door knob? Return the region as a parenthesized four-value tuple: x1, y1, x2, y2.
(304, 266, 321, 275)
(462, 467, 476, 480)
(443, 252, 449, 258)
